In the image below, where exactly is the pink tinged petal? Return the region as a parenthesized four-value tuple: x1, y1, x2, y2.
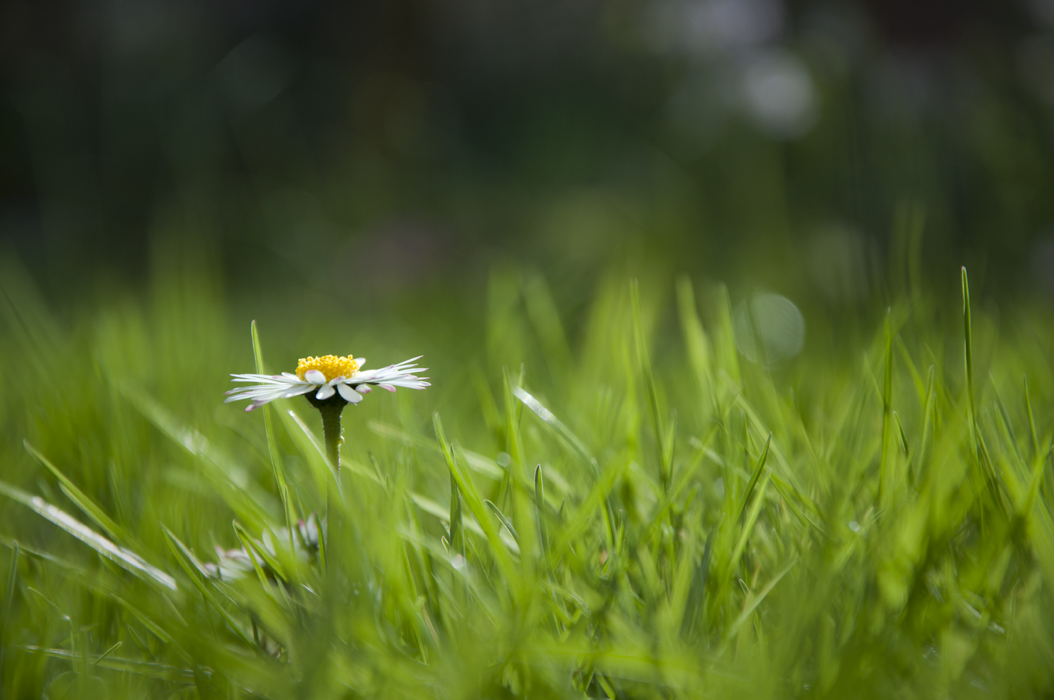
(355, 385, 371, 394)
(337, 383, 364, 403)
(305, 370, 326, 384)
(379, 384, 397, 392)
(316, 385, 336, 400)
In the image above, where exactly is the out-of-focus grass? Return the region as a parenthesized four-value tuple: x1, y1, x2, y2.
(2, 254, 1054, 699)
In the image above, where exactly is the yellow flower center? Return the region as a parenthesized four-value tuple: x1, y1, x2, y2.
(295, 355, 360, 382)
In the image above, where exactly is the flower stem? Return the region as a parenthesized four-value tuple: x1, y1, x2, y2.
(307, 396, 346, 557)
(318, 403, 344, 478)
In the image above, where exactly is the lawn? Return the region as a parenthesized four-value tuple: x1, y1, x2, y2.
(2, 259, 1054, 699)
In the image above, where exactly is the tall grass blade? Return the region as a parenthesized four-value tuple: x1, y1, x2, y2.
(251, 321, 298, 556)
(735, 434, 771, 523)
(433, 414, 518, 583)
(631, 279, 670, 492)
(879, 310, 894, 505)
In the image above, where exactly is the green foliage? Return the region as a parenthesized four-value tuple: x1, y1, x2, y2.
(2, 264, 1054, 699)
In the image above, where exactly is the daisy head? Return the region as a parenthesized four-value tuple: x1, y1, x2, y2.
(225, 354, 429, 411)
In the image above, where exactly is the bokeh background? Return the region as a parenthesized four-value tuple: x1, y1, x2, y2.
(4, 4, 1054, 696)
(4, 0, 1054, 312)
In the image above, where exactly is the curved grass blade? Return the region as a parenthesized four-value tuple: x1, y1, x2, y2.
(23, 440, 131, 546)
(0, 481, 176, 591)
(514, 387, 597, 475)
(484, 500, 519, 544)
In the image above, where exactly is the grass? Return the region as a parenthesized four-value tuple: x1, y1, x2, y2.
(2, 258, 1054, 699)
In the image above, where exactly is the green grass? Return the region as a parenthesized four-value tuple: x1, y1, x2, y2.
(3, 259, 1054, 699)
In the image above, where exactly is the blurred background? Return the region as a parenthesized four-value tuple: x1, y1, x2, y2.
(2, 0, 1054, 334)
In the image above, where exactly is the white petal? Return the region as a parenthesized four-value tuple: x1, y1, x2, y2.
(316, 385, 336, 400)
(305, 370, 326, 384)
(355, 385, 371, 394)
(337, 383, 364, 403)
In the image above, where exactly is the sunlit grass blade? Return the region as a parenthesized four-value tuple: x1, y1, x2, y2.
(0, 481, 176, 591)
(514, 386, 598, 475)
(23, 440, 131, 546)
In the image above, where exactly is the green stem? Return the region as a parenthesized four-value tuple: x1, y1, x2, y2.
(318, 404, 344, 480)
(307, 396, 346, 553)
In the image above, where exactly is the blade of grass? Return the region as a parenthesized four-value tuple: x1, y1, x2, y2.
(485, 500, 519, 544)
(514, 386, 598, 476)
(879, 310, 894, 506)
(161, 527, 256, 647)
(23, 440, 131, 546)
(0, 541, 18, 690)
(962, 267, 1007, 515)
(631, 279, 670, 493)
(735, 434, 771, 523)
(250, 321, 298, 558)
(0, 481, 176, 591)
(433, 414, 518, 584)
(1025, 376, 1041, 463)
(725, 558, 798, 642)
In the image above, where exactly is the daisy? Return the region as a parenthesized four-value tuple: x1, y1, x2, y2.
(224, 354, 429, 412)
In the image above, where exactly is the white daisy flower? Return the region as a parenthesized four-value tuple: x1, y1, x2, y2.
(225, 354, 429, 411)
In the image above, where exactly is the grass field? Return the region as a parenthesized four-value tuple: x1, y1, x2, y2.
(2, 257, 1054, 699)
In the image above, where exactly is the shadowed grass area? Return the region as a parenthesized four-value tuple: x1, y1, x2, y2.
(2, 260, 1054, 699)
